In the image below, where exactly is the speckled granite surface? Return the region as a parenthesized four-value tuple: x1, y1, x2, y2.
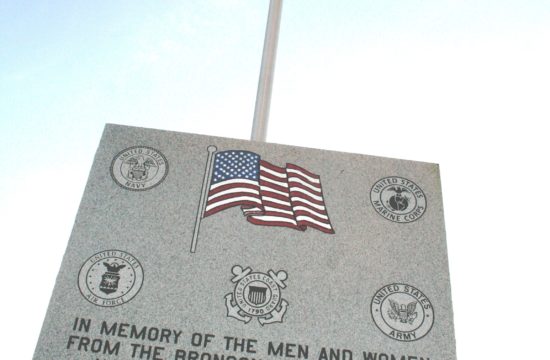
(34, 124, 456, 360)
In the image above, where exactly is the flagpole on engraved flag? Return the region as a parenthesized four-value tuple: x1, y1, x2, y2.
(191, 145, 217, 253)
(190, 0, 283, 252)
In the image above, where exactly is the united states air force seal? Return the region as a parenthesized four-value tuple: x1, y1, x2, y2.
(110, 146, 168, 191)
(371, 283, 434, 342)
(225, 265, 288, 326)
(78, 250, 144, 307)
(370, 176, 426, 223)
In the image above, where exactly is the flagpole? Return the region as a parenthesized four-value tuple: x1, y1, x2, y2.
(190, 145, 217, 253)
(251, 0, 283, 142)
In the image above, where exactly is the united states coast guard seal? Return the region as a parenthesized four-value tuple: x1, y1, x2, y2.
(78, 250, 144, 307)
(110, 146, 168, 191)
(371, 283, 434, 342)
(370, 176, 427, 223)
(225, 265, 289, 326)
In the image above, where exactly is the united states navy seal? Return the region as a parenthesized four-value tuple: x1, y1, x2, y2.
(110, 146, 168, 191)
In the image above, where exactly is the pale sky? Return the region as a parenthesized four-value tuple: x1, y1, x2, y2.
(1, 1, 549, 358)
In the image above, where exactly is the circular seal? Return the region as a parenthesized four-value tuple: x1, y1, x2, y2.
(370, 176, 427, 223)
(110, 146, 168, 191)
(234, 272, 282, 317)
(78, 250, 144, 307)
(371, 283, 434, 342)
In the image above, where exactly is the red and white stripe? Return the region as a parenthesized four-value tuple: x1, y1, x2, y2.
(286, 163, 334, 234)
(247, 161, 298, 229)
(248, 161, 334, 234)
(204, 160, 334, 234)
(204, 179, 262, 217)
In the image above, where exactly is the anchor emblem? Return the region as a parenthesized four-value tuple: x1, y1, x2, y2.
(225, 265, 289, 326)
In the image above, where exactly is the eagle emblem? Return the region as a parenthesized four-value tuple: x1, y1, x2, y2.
(125, 155, 157, 181)
(386, 186, 411, 212)
(387, 299, 418, 324)
(99, 262, 126, 294)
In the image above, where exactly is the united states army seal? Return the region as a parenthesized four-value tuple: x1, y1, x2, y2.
(371, 283, 434, 342)
(370, 176, 426, 223)
(110, 146, 168, 191)
(78, 250, 144, 307)
(225, 265, 289, 326)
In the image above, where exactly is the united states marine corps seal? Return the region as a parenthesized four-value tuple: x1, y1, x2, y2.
(371, 283, 434, 342)
(78, 250, 144, 307)
(110, 146, 168, 191)
(370, 176, 427, 223)
(225, 265, 288, 326)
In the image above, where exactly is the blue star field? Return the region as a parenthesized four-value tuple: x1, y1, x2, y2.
(211, 151, 260, 184)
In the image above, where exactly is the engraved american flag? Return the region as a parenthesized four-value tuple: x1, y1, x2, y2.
(204, 150, 335, 234)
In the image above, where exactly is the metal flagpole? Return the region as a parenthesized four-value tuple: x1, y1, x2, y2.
(251, 0, 283, 142)
(190, 1, 283, 253)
